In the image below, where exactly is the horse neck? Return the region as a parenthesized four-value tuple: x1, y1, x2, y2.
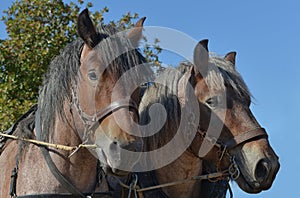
(154, 150, 203, 198)
(44, 106, 101, 192)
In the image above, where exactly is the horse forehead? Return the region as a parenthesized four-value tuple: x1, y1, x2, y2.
(85, 50, 101, 64)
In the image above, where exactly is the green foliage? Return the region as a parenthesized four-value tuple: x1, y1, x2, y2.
(0, 0, 161, 131)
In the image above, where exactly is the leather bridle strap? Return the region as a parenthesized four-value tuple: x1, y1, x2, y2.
(35, 109, 86, 198)
(223, 128, 268, 149)
(91, 98, 139, 129)
(15, 192, 113, 198)
(72, 88, 139, 131)
(197, 127, 268, 151)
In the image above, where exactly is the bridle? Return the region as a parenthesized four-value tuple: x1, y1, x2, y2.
(177, 65, 269, 181)
(199, 127, 268, 150)
(196, 126, 268, 180)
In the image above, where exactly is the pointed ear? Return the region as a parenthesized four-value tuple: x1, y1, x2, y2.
(77, 9, 103, 48)
(128, 17, 146, 46)
(193, 39, 209, 77)
(224, 51, 237, 67)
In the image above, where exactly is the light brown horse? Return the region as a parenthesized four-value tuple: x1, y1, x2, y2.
(137, 39, 280, 197)
(0, 9, 152, 197)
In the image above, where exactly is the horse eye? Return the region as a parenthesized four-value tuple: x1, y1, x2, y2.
(88, 71, 98, 81)
(206, 96, 219, 108)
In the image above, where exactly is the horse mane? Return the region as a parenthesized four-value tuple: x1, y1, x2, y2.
(139, 67, 183, 151)
(38, 39, 82, 141)
(38, 24, 152, 141)
(178, 56, 251, 101)
(140, 55, 251, 151)
(207, 56, 251, 100)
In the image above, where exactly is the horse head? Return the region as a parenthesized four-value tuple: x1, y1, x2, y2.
(187, 39, 280, 193)
(71, 9, 149, 175)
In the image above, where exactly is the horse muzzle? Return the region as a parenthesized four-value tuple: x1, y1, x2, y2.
(233, 138, 280, 193)
(95, 138, 142, 175)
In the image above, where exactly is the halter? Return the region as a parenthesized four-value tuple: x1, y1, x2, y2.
(197, 127, 268, 155)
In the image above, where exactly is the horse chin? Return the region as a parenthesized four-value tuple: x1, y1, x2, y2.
(102, 165, 129, 176)
(110, 167, 129, 176)
(235, 175, 261, 193)
(235, 170, 277, 194)
(95, 148, 130, 176)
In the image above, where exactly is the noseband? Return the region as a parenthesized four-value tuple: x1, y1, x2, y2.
(199, 127, 268, 150)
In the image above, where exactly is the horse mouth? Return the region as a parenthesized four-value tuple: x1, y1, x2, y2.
(102, 166, 129, 176)
(95, 147, 130, 176)
(235, 174, 263, 193)
(233, 152, 279, 193)
(235, 168, 274, 193)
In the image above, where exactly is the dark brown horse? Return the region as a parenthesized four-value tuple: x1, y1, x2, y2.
(137, 40, 280, 197)
(0, 9, 152, 197)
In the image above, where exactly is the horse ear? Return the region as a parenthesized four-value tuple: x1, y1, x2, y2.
(77, 9, 102, 48)
(224, 51, 237, 67)
(193, 39, 209, 77)
(128, 17, 146, 46)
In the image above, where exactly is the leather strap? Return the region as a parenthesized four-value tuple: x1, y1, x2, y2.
(224, 128, 268, 149)
(35, 109, 86, 198)
(72, 87, 139, 131)
(95, 98, 138, 122)
(14, 192, 112, 198)
(89, 98, 138, 132)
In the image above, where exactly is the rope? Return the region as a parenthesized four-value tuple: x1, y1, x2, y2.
(118, 171, 229, 193)
(0, 132, 97, 151)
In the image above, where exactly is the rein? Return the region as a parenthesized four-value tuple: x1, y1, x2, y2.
(117, 171, 233, 198)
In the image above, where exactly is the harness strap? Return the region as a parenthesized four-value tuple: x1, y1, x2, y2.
(10, 166, 18, 198)
(72, 87, 139, 132)
(87, 98, 139, 131)
(224, 128, 268, 149)
(14, 192, 113, 198)
(35, 109, 85, 198)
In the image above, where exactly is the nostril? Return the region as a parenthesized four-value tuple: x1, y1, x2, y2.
(255, 160, 270, 184)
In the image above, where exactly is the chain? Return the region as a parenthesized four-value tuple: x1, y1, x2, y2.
(228, 156, 240, 180)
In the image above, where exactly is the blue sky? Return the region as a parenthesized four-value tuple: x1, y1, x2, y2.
(1, 1, 299, 197)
